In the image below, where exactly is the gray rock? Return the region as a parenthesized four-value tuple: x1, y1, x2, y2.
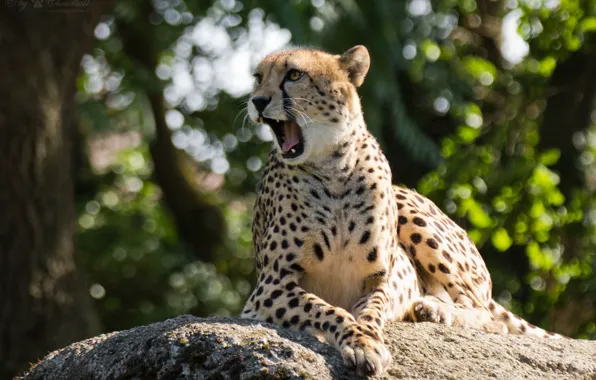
(22, 315, 596, 379)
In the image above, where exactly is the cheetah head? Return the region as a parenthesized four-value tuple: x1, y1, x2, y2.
(248, 46, 370, 164)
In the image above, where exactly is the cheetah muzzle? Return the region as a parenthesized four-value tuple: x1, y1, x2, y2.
(241, 45, 562, 377)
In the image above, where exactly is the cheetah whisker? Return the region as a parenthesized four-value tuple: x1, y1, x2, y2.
(287, 98, 316, 120)
(233, 106, 249, 132)
(288, 97, 316, 107)
(285, 106, 315, 126)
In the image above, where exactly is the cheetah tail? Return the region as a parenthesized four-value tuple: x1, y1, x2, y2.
(488, 300, 564, 339)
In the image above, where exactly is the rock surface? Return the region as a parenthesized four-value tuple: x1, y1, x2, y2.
(23, 315, 596, 379)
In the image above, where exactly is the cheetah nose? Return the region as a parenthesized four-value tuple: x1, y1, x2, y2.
(252, 96, 271, 115)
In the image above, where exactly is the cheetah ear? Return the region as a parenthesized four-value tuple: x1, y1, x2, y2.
(339, 45, 370, 87)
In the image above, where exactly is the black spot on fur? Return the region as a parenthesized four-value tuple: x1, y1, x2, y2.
(359, 231, 371, 244)
(275, 308, 286, 319)
(411, 233, 422, 244)
(290, 263, 304, 272)
(314, 243, 324, 260)
(413, 217, 426, 227)
(426, 238, 438, 249)
(367, 248, 378, 262)
(321, 231, 331, 249)
(438, 263, 450, 274)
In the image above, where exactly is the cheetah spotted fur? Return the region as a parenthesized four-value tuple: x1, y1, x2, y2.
(241, 45, 561, 376)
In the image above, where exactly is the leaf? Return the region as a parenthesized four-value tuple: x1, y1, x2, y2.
(457, 125, 481, 143)
(539, 148, 561, 166)
(462, 56, 497, 85)
(462, 198, 492, 228)
(421, 40, 441, 62)
(581, 17, 596, 32)
(492, 228, 513, 251)
(547, 190, 565, 206)
(539, 56, 557, 77)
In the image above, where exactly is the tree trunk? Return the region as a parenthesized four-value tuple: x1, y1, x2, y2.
(0, 4, 110, 378)
(116, 3, 227, 264)
(538, 45, 596, 196)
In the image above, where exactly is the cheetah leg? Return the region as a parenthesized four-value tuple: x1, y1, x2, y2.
(413, 270, 502, 332)
(241, 275, 391, 376)
(409, 296, 507, 334)
(350, 282, 398, 332)
(348, 282, 395, 375)
(487, 299, 562, 338)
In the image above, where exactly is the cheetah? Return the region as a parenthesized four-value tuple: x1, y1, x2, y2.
(240, 45, 561, 376)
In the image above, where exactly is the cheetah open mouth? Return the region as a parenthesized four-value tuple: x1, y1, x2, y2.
(263, 117, 305, 159)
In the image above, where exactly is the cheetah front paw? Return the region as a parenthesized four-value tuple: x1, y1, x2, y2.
(340, 326, 392, 376)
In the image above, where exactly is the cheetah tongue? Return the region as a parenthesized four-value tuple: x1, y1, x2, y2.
(282, 121, 300, 152)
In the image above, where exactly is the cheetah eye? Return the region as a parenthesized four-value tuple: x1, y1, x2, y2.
(286, 69, 304, 82)
(253, 73, 263, 85)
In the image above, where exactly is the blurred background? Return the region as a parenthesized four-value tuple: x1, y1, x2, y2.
(1, 0, 595, 377)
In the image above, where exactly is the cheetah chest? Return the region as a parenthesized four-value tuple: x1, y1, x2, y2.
(299, 261, 369, 312)
(297, 201, 383, 312)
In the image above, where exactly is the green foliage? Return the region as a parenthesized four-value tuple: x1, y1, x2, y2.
(77, 146, 254, 330)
